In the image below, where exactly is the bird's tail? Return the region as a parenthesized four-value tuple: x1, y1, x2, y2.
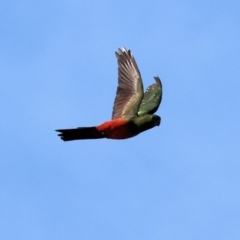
(55, 127, 105, 141)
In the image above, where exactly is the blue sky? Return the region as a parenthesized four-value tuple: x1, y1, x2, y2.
(1, 0, 240, 239)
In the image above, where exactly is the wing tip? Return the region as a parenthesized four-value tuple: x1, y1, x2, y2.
(115, 47, 132, 58)
(154, 76, 162, 88)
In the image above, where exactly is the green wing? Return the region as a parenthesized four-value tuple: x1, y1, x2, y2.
(137, 76, 162, 117)
(112, 47, 144, 119)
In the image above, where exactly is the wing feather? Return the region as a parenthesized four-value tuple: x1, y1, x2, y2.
(112, 47, 143, 119)
(138, 76, 162, 116)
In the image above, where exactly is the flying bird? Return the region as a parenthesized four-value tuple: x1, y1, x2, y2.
(56, 47, 162, 141)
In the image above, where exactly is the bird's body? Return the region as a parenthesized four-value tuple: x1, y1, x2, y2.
(97, 118, 135, 139)
(56, 47, 163, 141)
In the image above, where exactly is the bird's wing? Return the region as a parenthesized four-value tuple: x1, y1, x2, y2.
(112, 47, 144, 119)
(137, 76, 162, 116)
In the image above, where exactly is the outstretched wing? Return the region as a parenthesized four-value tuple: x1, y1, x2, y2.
(112, 47, 143, 119)
(137, 76, 162, 116)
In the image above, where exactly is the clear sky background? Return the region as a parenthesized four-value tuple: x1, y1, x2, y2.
(1, 1, 240, 239)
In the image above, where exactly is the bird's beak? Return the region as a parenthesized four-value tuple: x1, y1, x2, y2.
(155, 117, 161, 126)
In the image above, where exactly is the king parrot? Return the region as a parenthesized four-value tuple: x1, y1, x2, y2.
(56, 47, 163, 141)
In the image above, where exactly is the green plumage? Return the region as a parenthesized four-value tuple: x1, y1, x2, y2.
(138, 76, 162, 117)
(128, 115, 161, 135)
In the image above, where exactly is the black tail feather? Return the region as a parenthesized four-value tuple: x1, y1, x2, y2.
(55, 127, 105, 141)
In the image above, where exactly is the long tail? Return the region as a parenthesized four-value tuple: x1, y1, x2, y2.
(55, 127, 105, 141)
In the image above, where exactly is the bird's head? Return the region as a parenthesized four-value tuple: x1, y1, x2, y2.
(131, 114, 161, 134)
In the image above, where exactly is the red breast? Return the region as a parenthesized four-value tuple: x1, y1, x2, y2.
(96, 119, 136, 139)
